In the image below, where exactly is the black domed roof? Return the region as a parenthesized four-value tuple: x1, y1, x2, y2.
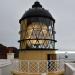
(19, 1, 55, 23)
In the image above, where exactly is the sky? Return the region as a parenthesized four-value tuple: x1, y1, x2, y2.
(0, 0, 75, 50)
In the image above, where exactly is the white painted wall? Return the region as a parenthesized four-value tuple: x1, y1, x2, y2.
(0, 59, 12, 75)
(64, 63, 75, 75)
(7, 53, 14, 60)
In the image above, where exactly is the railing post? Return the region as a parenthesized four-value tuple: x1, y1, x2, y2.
(19, 60, 21, 72)
(28, 60, 29, 73)
(47, 60, 48, 73)
(38, 60, 39, 73)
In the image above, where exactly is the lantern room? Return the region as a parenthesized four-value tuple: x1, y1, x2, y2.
(19, 1, 56, 49)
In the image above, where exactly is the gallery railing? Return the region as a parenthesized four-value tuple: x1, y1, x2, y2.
(11, 59, 71, 74)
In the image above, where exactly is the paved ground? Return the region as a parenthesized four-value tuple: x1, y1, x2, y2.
(12, 71, 64, 75)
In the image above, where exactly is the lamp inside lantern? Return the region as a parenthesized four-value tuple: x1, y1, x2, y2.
(25, 22, 50, 48)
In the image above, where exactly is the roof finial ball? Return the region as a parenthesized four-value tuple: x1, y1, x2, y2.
(32, 1, 42, 8)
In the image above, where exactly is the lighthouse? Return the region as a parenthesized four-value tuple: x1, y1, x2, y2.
(18, 1, 57, 60)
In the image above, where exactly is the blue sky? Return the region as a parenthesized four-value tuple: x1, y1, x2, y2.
(0, 0, 75, 50)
